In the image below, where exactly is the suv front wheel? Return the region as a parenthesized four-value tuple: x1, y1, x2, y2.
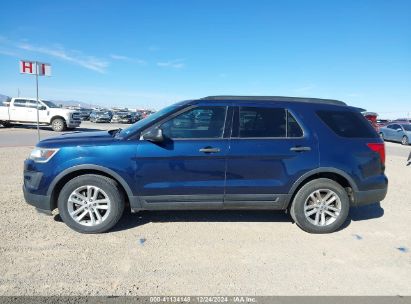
(58, 174, 125, 233)
(290, 178, 349, 233)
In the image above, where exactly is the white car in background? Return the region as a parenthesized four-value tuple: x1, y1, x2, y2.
(0, 97, 81, 131)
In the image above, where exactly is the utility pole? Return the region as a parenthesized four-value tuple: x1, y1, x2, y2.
(35, 62, 40, 141)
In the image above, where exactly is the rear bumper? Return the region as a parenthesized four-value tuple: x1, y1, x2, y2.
(23, 185, 52, 212)
(353, 187, 388, 206)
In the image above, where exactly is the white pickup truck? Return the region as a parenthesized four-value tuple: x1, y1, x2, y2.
(0, 97, 81, 131)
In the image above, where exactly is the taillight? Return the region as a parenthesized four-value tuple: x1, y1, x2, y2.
(367, 143, 385, 165)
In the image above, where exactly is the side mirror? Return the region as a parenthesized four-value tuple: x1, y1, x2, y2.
(38, 105, 46, 110)
(143, 128, 164, 142)
(397, 128, 402, 132)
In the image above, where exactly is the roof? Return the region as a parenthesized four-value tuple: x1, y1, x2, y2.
(200, 95, 347, 106)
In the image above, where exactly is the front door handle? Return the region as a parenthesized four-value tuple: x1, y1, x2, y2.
(290, 146, 311, 152)
(199, 147, 221, 153)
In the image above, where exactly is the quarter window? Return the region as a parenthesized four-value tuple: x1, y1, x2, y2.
(317, 110, 378, 138)
(161, 106, 227, 139)
(238, 107, 303, 138)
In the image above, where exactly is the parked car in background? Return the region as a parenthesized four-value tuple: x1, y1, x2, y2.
(393, 118, 411, 124)
(23, 95, 387, 234)
(89, 110, 112, 123)
(79, 108, 92, 121)
(111, 111, 133, 124)
(0, 97, 81, 131)
(379, 123, 411, 145)
(130, 111, 142, 123)
(376, 119, 390, 127)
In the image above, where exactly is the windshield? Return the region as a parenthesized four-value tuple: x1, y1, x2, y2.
(403, 124, 411, 131)
(118, 103, 183, 138)
(41, 100, 60, 108)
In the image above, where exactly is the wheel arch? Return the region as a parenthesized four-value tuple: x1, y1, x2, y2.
(286, 168, 357, 208)
(48, 165, 134, 210)
(49, 115, 67, 125)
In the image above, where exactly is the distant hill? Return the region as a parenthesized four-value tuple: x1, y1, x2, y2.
(52, 99, 97, 109)
(0, 94, 11, 103)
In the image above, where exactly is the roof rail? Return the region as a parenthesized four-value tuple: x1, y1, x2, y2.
(201, 95, 347, 106)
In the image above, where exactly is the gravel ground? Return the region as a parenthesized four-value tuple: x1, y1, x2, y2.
(0, 145, 410, 296)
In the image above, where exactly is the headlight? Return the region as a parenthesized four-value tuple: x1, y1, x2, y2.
(29, 148, 59, 163)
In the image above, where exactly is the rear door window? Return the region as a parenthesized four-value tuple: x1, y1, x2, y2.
(13, 99, 27, 107)
(237, 107, 303, 138)
(317, 110, 378, 138)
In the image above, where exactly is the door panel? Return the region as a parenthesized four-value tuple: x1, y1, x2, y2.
(10, 99, 29, 121)
(136, 139, 228, 199)
(134, 104, 230, 208)
(225, 106, 319, 208)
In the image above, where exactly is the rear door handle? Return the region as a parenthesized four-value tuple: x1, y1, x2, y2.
(199, 147, 221, 153)
(290, 146, 311, 152)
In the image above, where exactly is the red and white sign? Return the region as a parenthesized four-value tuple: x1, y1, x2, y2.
(20, 60, 51, 76)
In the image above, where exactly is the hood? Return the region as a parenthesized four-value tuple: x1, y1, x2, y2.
(37, 130, 117, 148)
(51, 108, 78, 115)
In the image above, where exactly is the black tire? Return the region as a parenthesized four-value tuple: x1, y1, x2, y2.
(401, 136, 409, 145)
(1, 122, 13, 128)
(290, 178, 350, 234)
(51, 118, 66, 132)
(58, 174, 125, 233)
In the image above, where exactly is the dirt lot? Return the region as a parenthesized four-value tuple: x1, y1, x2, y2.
(0, 139, 410, 296)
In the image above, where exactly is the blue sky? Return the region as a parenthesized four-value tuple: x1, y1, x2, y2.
(0, 0, 410, 116)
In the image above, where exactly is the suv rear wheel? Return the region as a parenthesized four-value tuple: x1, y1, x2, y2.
(58, 174, 125, 233)
(290, 178, 349, 233)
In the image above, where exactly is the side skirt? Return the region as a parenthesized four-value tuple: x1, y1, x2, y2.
(129, 194, 290, 212)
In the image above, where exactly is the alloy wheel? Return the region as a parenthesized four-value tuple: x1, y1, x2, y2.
(67, 185, 111, 226)
(304, 189, 342, 226)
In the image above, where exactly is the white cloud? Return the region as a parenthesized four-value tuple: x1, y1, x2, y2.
(16, 42, 109, 73)
(157, 59, 185, 69)
(110, 54, 146, 65)
(0, 48, 18, 57)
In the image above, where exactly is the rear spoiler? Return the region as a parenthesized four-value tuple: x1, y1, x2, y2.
(350, 106, 367, 112)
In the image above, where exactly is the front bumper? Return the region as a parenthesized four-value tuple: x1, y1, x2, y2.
(67, 120, 81, 128)
(23, 168, 53, 212)
(112, 119, 131, 123)
(23, 185, 52, 212)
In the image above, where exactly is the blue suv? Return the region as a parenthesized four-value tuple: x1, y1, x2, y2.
(23, 96, 388, 234)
